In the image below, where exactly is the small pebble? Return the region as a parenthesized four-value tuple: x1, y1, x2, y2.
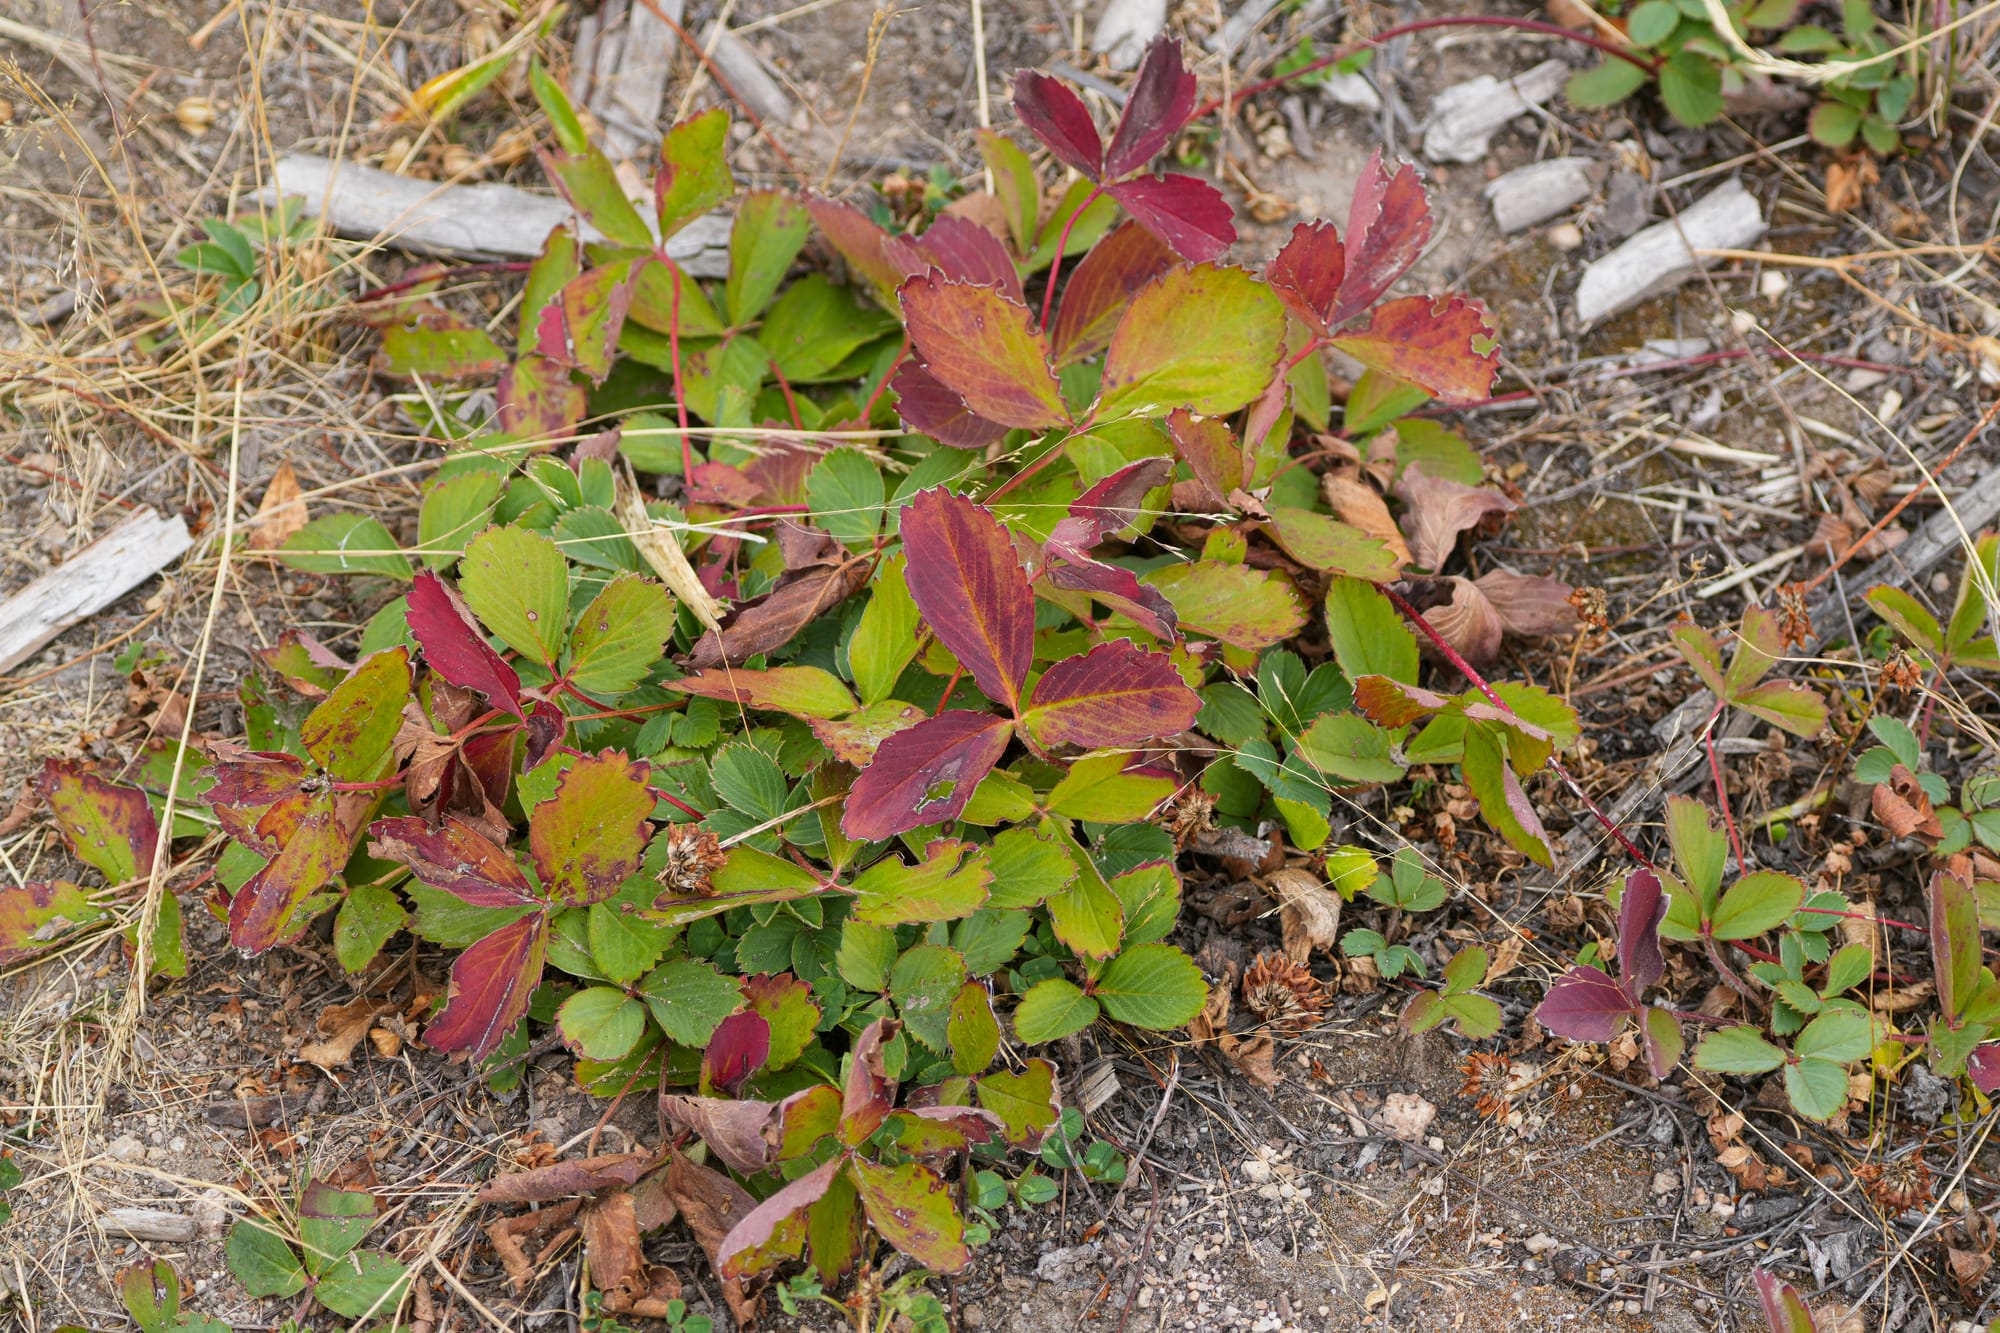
(1546, 222, 1584, 251)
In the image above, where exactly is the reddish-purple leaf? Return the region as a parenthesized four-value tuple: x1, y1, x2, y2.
(804, 196, 904, 306)
(524, 699, 566, 770)
(1393, 464, 1517, 571)
(406, 571, 523, 717)
(1350, 676, 1456, 730)
(884, 216, 1024, 306)
(899, 488, 1035, 710)
(897, 275, 1067, 429)
(1265, 220, 1346, 333)
(1047, 457, 1174, 558)
(1166, 408, 1243, 501)
(1011, 70, 1102, 179)
(1050, 221, 1177, 366)
(842, 711, 1014, 842)
(528, 751, 655, 906)
(1017, 640, 1199, 750)
(1970, 1043, 2000, 1095)
(1617, 868, 1668, 993)
(368, 814, 534, 906)
(890, 362, 1010, 450)
(1330, 294, 1499, 405)
(1331, 150, 1432, 325)
(1043, 558, 1178, 641)
(842, 1017, 900, 1140)
(889, 1105, 1004, 1155)
(850, 1158, 970, 1273)
(425, 913, 547, 1059)
(1105, 175, 1235, 262)
(704, 1011, 772, 1095)
(1104, 37, 1197, 178)
(716, 1156, 841, 1279)
(204, 749, 326, 853)
(36, 760, 158, 884)
(1533, 965, 1634, 1042)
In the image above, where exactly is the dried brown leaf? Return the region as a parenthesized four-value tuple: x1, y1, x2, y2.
(1392, 464, 1514, 570)
(298, 995, 401, 1072)
(478, 1151, 653, 1204)
(1267, 867, 1342, 963)
(1872, 764, 1943, 841)
(1322, 468, 1410, 566)
(1475, 570, 1578, 637)
(662, 1151, 761, 1329)
(688, 560, 871, 669)
(249, 462, 308, 550)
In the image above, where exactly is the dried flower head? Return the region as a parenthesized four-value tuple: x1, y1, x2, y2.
(1568, 585, 1610, 634)
(1879, 648, 1924, 696)
(1775, 582, 1813, 650)
(1241, 951, 1326, 1035)
(1855, 1156, 1933, 1214)
(1164, 787, 1217, 850)
(653, 823, 726, 899)
(1459, 1052, 1515, 1119)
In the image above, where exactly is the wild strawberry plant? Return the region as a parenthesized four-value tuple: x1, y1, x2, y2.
(0, 36, 1585, 1315)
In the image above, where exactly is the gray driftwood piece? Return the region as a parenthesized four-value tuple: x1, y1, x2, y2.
(1208, 0, 1281, 54)
(0, 507, 192, 674)
(268, 154, 730, 276)
(1485, 157, 1594, 234)
(1092, 0, 1165, 69)
(1421, 59, 1566, 164)
(97, 1208, 197, 1242)
(574, 0, 683, 160)
(1552, 462, 2000, 886)
(703, 22, 796, 127)
(1573, 178, 1765, 323)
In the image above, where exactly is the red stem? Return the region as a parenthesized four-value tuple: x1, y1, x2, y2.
(935, 665, 964, 716)
(1038, 185, 1101, 334)
(1703, 703, 1747, 869)
(354, 260, 531, 305)
(1195, 15, 1656, 118)
(1283, 334, 1327, 375)
(1381, 584, 1652, 869)
(860, 335, 910, 425)
(668, 263, 695, 480)
(769, 359, 805, 431)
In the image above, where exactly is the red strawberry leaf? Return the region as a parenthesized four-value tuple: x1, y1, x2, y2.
(1617, 868, 1668, 994)
(1103, 37, 1198, 178)
(842, 1017, 900, 1139)
(1043, 557, 1178, 641)
(0, 881, 107, 966)
(1533, 964, 1634, 1042)
(1050, 221, 1177, 366)
(498, 353, 586, 445)
(528, 751, 655, 906)
(899, 488, 1035, 710)
(1011, 70, 1102, 179)
(406, 571, 524, 717)
(1016, 640, 1200, 750)
(1105, 175, 1235, 262)
(885, 216, 1024, 306)
(425, 913, 548, 1059)
(1266, 220, 1346, 333)
(1331, 150, 1432, 325)
(704, 1011, 772, 1095)
(36, 760, 158, 884)
(368, 814, 535, 907)
(1165, 408, 1243, 501)
(890, 362, 1010, 450)
(1331, 294, 1499, 405)
(842, 711, 1014, 842)
(717, 1156, 842, 1280)
(804, 196, 904, 307)
(1047, 458, 1174, 559)
(897, 275, 1068, 429)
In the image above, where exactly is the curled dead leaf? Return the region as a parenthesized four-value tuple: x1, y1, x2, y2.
(1267, 867, 1342, 963)
(248, 462, 308, 551)
(298, 995, 401, 1072)
(1322, 468, 1410, 567)
(1872, 764, 1943, 841)
(478, 1150, 654, 1204)
(1393, 464, 1515, 570)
